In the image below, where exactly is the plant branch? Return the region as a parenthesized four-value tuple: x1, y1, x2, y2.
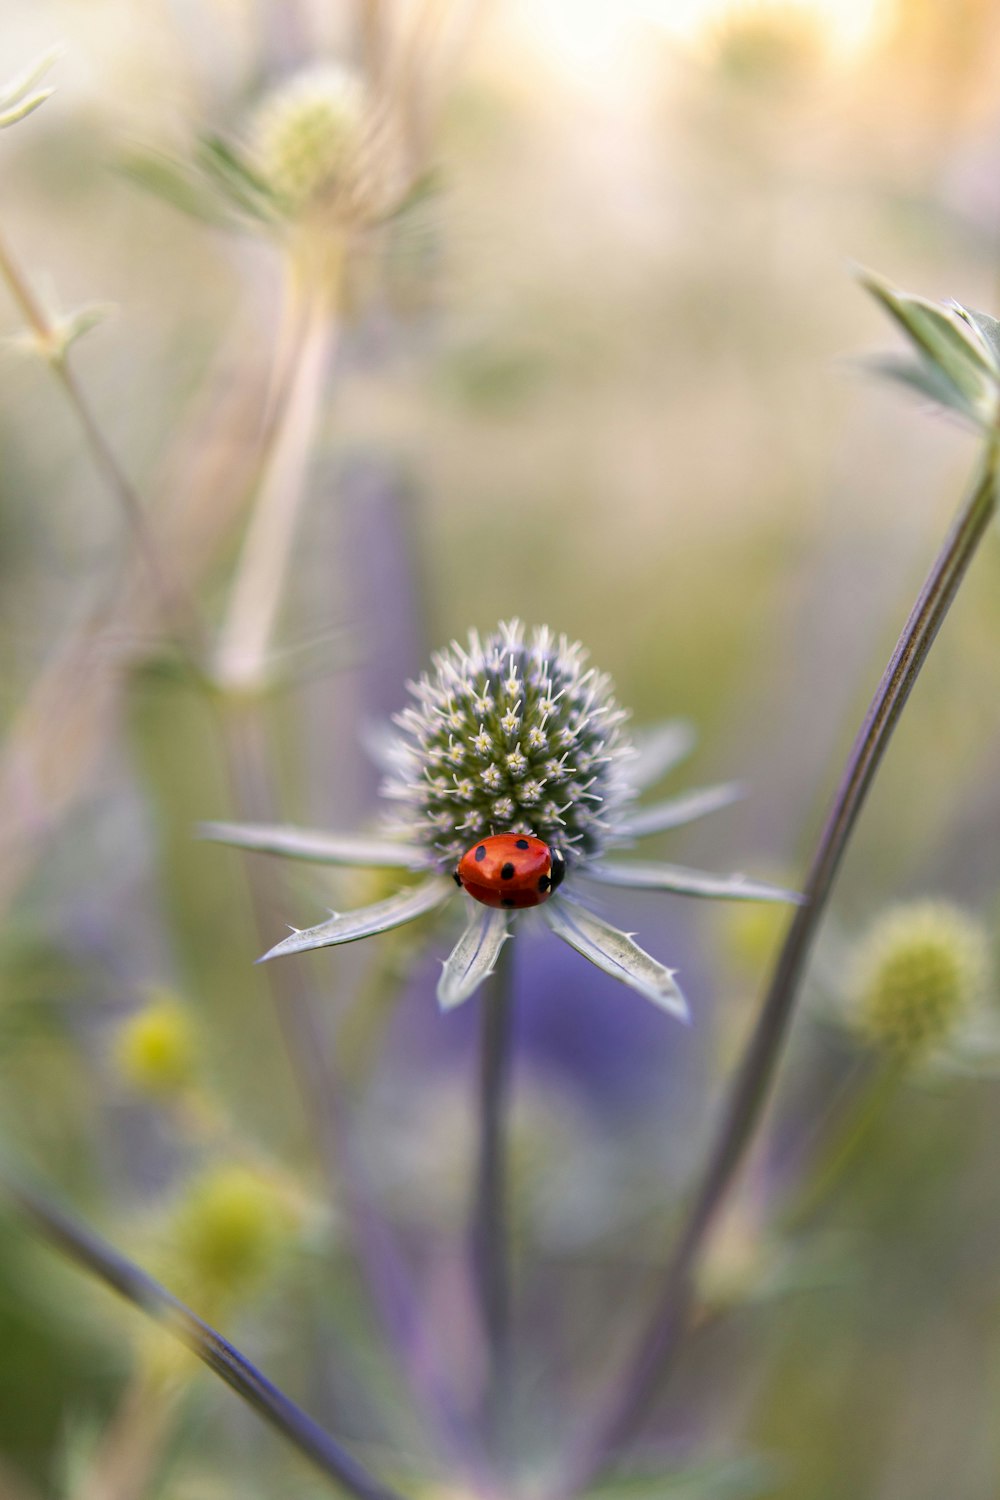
(561, 456, 997, 1492)
(214, 279, 339, 692)
(1, 1171, 409, 1500)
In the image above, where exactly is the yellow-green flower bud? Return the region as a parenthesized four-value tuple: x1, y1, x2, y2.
(851, 901, 990, 1061)
(169, 1164, 295, 1312)
(252, 64, 365, 214)
(115, 991, 198, 1099)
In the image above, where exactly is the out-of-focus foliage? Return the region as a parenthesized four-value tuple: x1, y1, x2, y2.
(2, 1, 1000, 1497)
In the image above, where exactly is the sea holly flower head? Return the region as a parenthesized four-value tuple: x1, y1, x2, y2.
(847, 900, 993, 1066)
(382, 621, 633, 868)
(189, 61, 411, 244)
(203, 621, 800, 1017)
(251, 64, 367, 217)
(125, 59, 417, 269)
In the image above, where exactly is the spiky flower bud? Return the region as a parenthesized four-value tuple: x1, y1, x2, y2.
(851, 901, 991, 1060)
(382, 620, 634, 872)
(252, 64, 366, 214)
(249, 62, 411, 233)
(114, 990, 199, 1100)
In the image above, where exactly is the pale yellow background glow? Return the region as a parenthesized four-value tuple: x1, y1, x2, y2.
(515, 0, 887, 74)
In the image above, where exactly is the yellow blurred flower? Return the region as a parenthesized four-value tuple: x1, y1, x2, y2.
(115, 991, 199, 1100)
(851, 901, 991, 1062)
(168, 1164, 297, 1314)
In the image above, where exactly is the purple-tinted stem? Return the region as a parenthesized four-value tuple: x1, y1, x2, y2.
(2, 1170, 407, 1500)
(560, 458, 996, 1494)
(471, 940, 516, 1464)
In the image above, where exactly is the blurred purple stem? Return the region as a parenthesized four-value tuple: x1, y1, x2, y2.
(471, 942, 516, 1465)
(560, 457, 997, 1493)
(1, 1169, 407, 1500)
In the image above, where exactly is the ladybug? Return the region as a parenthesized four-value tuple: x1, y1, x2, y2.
(453, 833, 566, 910)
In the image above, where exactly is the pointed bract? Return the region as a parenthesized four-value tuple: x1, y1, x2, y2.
(858, 267, 1000, 430)
(200, 820, 425, 869)
(437, 905, 510, 1010)
(543, 896, 688, 1019)
(0, 89, 54, 129)
(259, 877, 452, 961)
(0, 46, 61, 129)
(620, 782, 743, 838)
(627, 719, 697, 794)
(582, 860, 801, 904)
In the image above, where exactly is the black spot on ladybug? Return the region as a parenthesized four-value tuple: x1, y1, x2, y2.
(500, 862, 515, 880)
(538, 875, 551, 893)
(515, 838, 530, 849)
(452, 871, 463, 887)
(502, 898, 516, 908)
(475, 846, 487, 862)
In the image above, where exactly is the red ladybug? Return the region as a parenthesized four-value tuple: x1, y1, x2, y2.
(454, 833, 566, 910)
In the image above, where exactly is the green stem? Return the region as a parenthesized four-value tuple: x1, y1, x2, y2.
(559, 455, 997, 1494)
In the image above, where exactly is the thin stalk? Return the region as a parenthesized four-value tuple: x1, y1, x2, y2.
(561, 457, 997, 1493)
(0, 228, 207, 669)
(214, 274, 340, 692)
(471, 940, 516, 1464)
(1, 1172, 408, 1500)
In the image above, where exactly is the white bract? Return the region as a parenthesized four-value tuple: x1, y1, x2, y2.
(203, 622, 799, 1017)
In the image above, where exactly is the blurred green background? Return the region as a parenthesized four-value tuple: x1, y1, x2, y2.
(3, 2, 1000, 1497)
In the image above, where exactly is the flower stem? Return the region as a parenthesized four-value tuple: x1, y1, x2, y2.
(561, 456, 997, 1492)
(213, 273, 339, 693)
(471, 938, 516, 1465)
(1, 1170, 408, 1500)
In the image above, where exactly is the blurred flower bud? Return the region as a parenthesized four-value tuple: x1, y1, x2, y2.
(252, 64, 366, 215)
(850, 901, 991, 1061)
(115, 990, 199, 1100)
(250, 62, 411, 234)
(169, 1164, 296, 1313)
